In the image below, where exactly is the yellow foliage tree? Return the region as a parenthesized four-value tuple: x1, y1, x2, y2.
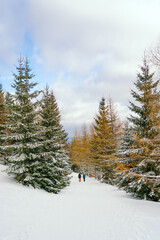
(90, 97, 120, 183)
(69, 126, 91, 174)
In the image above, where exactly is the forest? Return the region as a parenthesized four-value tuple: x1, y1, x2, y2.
(0, 51, 160, 201)
(69, 52, 160, 201)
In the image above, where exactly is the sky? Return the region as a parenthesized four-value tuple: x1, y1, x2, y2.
(0, 0, 160, 137)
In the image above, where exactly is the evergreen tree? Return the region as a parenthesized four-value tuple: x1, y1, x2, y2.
(115, 122, 141, 187)
(116, 122, 140, 169)
(119, 134, 160, 201)
(0, 84, 5, 122)
(3, 57, 71, 193)
(39, 86, 71, 191)
(119, 57, 160, 201)
(0, 84, 7, 164)
(3, 57, 41, 185)
(90, 97, 116, 183)
(128, 57, 160, 138)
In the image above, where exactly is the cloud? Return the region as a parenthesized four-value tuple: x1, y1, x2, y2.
(27, 0, 160, 72)
(1, 0, 160, 136)
(51, 66, 134, 137)
(0, 0, 27, 64)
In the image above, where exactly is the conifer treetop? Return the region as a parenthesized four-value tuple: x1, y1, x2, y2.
(128, 57, 160, 139)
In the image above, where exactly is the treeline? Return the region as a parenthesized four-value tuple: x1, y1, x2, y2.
(69, 98, 122, 181)
(69, 56, 160, 201)
(0, 57, 71, 193)
(1, 52, 160, 201)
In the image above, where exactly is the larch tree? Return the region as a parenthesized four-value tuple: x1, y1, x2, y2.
(69, 125, 91, 174)
(69, 129, 83, 172)
(101, 97, 122, 183)
(81, 124, 92, 175)
(90, 97, 116, 183)
(108, 97, 122, 145)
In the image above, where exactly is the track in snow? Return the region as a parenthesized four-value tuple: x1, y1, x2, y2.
(0, 165, 160, 240)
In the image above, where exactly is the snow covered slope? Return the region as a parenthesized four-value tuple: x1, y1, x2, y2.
(0, 164, 160, 240)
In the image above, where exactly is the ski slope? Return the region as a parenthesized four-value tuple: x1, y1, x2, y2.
(0, 164, 160, 240)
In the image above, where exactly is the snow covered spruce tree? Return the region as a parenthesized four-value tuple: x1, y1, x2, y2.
(3, 57, 70, 193)
(4, 57, 41, 185)
(90, 97, 117, 183)
(115, 122, 141, 187)
(128, 57, 160, 138)
(117, 122, 135, 157)
(0, 84, 8, 164)
(119, 57, 160, 201)
(39, 86, 71, 192)
(0, 84, 5, 128)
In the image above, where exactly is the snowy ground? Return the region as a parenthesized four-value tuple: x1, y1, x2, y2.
(0, 164, 160, 240)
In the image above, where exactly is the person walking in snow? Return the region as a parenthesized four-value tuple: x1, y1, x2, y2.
(83, 174, 86, 182)
(78, 173, 81, 182)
